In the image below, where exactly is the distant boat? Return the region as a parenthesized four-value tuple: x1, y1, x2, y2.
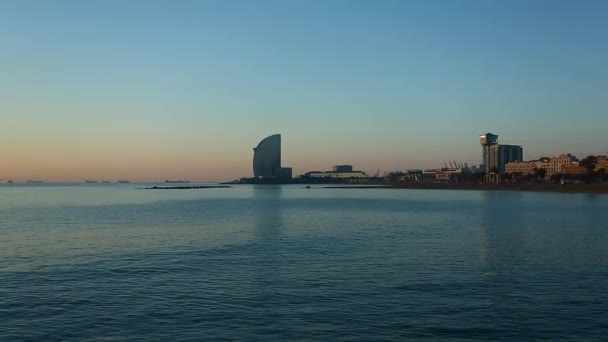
(85, 180, 98, 183)
(117, 180, 130, 184)
(0, 180, 13, 184)
(165, 180, 191, 183)
(26, 180, 43, 183)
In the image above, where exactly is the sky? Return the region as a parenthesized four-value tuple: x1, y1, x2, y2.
(1, 0, 607, 181)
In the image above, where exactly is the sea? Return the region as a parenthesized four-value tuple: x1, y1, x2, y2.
(1, 183, 607, 341)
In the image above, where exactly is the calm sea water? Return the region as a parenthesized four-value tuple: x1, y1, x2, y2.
(1, 183, 607, 341)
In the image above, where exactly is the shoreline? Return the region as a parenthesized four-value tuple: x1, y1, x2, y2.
(145, 185, 232, 190)
(322, 183, 608, 194)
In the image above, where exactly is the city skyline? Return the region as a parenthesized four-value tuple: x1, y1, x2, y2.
(1, 1, 607, 181)
(1, 129, 605, 182)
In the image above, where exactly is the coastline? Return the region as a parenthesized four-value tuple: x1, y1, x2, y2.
(323, 183, 608, 194)
(145, 185, 232, 190)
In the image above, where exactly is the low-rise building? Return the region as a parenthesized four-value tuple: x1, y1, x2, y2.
(535, 157, 551, 174)
(505, 161, 536, 175)
(561, 164, 585, 175)
(305, 164, 367, 179)
(414, 168, 466, 183)
(333, 165, 353, 173)
(274, 167, 293, 179)
(546, 154, 577, 175)
(404, 169, 423, 182)
(304, 171, 367, 178)
(435, 173, 451, 182)
(596, 156, 608, 171)
(435, 168, 466, 182)
(506, 154, 578, 177)
(389, 170, 423, 182)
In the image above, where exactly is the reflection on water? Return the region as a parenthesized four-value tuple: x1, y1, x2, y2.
(251, 186, 284, 326)
(479, 191, 525, 267)
(476, 191, 608, 339)
(253, 185, 283, 241)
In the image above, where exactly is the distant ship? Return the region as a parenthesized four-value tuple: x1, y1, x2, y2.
(0, 180, 13, 184)
(85, 180, 98, 183)
(165, 180, 191, 183)
(117, 180, 130, 184)
(26, 180, 43, 183)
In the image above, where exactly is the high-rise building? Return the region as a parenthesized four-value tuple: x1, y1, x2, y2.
(480, 133, 523, 173)
(488, 145, 523, 173)
(480, 133, 499, 172)
(253, 134, 292, 179)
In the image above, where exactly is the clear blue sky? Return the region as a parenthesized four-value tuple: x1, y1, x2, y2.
(1, 0, 607, 181)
